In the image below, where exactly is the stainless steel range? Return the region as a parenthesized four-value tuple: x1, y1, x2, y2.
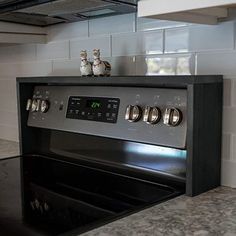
(0, 76, 222, 236)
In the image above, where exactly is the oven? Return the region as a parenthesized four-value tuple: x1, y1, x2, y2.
(0, 76, 222, 236)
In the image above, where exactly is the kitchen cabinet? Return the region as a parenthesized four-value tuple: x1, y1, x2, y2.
(138, 0, 236, 24)
(0, 21, 46, 44)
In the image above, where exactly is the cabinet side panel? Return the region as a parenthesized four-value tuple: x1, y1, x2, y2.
(186, 82, 223, 196)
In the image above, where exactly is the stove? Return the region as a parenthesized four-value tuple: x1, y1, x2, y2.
(0, 76, 222, 236)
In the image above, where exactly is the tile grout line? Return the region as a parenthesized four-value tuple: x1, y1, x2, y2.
(163, 29, 166, 54)
(68, 40, 71, 60)
(234, 21, 236, 50)
(194, 53, 198, 75)
(110, 35, 113, 57)
(88, 19, 90, 38)
(35, 44, 37, 61)
(230, 133, 234, 161)
(51, 59, 54, 73)
(229, 79, 233, 108)
(134, 13, 137, 33)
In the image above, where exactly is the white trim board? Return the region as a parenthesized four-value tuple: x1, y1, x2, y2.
(138, 0, 235, 24)
(138, 0, 236, 16)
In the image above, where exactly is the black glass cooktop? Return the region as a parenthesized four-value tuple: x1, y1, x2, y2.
(0, 156, 182, 236)
(0, 157, 44, 236)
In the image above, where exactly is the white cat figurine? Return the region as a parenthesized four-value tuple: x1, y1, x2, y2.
(92, 49, 111, 76)
(80, 50, 93, 76)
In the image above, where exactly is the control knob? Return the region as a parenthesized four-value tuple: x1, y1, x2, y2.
(26, 99, 32, 111)
(143, 106, 161, 124)
(125, 105, 142, 122)
(30, 99, 38, 112)
(40, 100, 50, 113)
(163, 108, 182, 127)
(36, 99, 41, 112)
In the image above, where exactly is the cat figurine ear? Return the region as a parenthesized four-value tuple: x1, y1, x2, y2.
(80, 50, 93, 76)
(92, 49, 111, 77)
(93, 49, 100, 58)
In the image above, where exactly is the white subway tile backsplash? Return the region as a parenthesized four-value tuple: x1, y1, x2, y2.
(52, 57, 135, 76)
(112, 31, 163, 57)
(223, 79, 232, 107)
(196, 51, 236, 75)
(165, 27, 189, 53)
(0, 64, 21, 77)
(70, 35, 111, 59)
(221, 159, 236, 187)
(110, 56, 136, 76)
(142, 31, 164, 55)
(52, 59, 81, 76)
(0, 110, 17, 127)
(0, 125, 18, 142)
(164, 22, 234, 54)
(18, 61, 52, 77)
(0, 80, 16, 96)
(189, 21, 234, 52)
(232, 135, 236, 161)
(0, 44, 36, 63)
(89, 14, 135, 36)
(231, 79, 236, 107)
(0, 80, 17, 113)
(47, 21, 88, 42)
(222, 133, 232, 160)
(112, 32, 139, 56)
(36, 41, 69, 60)
(0, 61, 52, 78)
(136, 54, 194, 75)
(0, 94, 17, 112)
(222, 107, 236, 134)
(137, 17, 188, 32)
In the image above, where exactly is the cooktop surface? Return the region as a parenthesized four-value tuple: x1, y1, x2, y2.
(0, 157, 43, 236)
(0, 156, 182, 236)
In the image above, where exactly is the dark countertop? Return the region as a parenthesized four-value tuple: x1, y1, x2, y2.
(81, 187, 236, 236)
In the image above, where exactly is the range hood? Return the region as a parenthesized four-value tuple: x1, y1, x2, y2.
(0, 0, 137, 26)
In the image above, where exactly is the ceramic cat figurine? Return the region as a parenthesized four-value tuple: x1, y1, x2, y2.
(80, 50, 93, 76)
(92, 49, 111, 76)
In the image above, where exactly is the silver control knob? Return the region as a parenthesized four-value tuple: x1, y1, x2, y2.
(36, 99, 41, 112)
(26, 99, 32, 111)
(143, 106, 161, 124)
(30, 99, 38, 112)
(125, 105, 142, 122)
(40, 100, 50, 113)
(163, 108, 182, 127)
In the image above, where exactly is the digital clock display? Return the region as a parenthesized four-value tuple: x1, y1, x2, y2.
(66, 96, 120, 123)
(86, 100, 102, 109)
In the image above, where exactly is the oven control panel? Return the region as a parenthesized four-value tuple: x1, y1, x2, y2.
(26, 86, 187, 148)
(66, 96, 120, 123)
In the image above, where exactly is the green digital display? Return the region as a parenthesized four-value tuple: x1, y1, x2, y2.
(86, 100, 102, 109)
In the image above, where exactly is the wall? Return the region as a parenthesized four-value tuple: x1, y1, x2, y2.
(0, 14, 235, 187)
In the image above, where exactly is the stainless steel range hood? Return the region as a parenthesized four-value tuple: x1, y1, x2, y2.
(0, 0, 137, 26)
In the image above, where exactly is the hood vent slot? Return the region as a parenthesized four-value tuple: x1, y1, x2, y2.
(16, 0, 116, 16)
(0, 0, 137, 26)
